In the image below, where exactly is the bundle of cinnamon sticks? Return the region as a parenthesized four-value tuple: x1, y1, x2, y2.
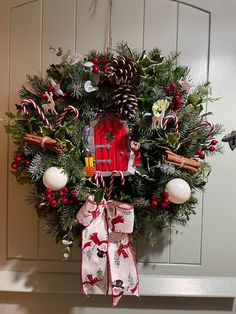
(23, 133, 66, 154)
(163, 150, 200, 173)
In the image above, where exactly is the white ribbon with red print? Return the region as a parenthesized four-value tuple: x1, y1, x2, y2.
(76, 195, 139, 306)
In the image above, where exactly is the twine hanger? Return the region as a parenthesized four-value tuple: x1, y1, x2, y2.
(89, 0, 113, 50)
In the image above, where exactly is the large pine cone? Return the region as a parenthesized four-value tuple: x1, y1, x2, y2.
(105, 55, 137, 85)
(112, 84, 138, 119)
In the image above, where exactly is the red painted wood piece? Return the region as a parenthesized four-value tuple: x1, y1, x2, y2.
(94, 119, 128, 172)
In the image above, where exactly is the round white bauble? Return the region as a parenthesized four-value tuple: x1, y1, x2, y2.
(43, 167, 68, 191)
(165, 178, 191, 204)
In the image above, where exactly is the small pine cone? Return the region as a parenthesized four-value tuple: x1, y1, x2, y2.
(105, 55, 137, 85)
(112, 84, 138, 119)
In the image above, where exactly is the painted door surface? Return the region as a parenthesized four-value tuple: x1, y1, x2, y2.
(1, 0, 236, 313)
(94, 119, 128, 172)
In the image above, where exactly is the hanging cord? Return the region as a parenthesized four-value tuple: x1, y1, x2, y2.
(89, 0, 98, 16)
(89, 0, 113, 50)
(107, 0, 113, 50)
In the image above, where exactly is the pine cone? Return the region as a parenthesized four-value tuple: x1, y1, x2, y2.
(112, 84, 138, 119)
(105, 56, 137, 85)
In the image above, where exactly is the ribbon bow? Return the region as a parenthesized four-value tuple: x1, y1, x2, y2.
(76, 195, 139, 306)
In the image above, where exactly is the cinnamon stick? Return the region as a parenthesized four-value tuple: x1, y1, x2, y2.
(23, 133, 66, 154)
(163, 150, 200, 173)
(166, 160, 199, 173)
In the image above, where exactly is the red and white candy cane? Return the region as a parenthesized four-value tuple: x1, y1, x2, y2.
(94, 171, 107, 192)
(191, 121, 215, 138)
(162, 114, 179, 132)
(55, 105, 79, 129)
(107, 170, 125, 200)
(20, 99, 52, 128)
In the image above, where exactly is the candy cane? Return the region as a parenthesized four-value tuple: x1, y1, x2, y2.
(55, 105, 79, 129)
(94, 171, 107, 192)
(162, 114, 179, 132)
(191, 121, 215, 138)
(20, 99, 52, 128)
(107, 170, 125, 200)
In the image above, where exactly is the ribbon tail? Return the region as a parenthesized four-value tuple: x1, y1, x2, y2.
(108, 233, 139, 307)
(78, 197, 109, 297)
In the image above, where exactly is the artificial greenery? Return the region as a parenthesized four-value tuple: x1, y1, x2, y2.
(5, 42, 223, 252)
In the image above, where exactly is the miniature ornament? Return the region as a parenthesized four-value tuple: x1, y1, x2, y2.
(41, 91, 58, 115)
(222, 131, 236, 150)
(151, 99, 168, 129)
(84, 80, 98, 93)
(49, 78, 64, 97)
(42, 167, 68, 191)
(165, 178, 191, 204)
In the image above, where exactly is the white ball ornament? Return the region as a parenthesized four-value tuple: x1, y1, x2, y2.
(43, 167, 68, 191)
(165, 178, 191, 204)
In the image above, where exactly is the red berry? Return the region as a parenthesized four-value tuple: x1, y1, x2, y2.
(209, 145, 215, 152)
(170, 83, 176, 89)
(101, 57, 108, 64)
(71, 191, 77, 198)
(62, 187, 68, 193)
(24, 160, 30, 166)
(196, 150, 202, 156)
(199, 153, 205, 159)
(40, 92, 47, 100)
(163, 198, 169, 205)
(151, 200, 158, 207)
(11, 162, 18, 169)
(59, 191, 64, 197)
(175, 95, 181, 101)
(211, 139, 218, 146)
(91, 57, 99, 64)
(15, 155, 22, 162)
(68, 199, 73, 205)
(164, 86, 170, 93)
(161, 202, 168, 209)
(73, 197, 79, 203)
(202, 145, 207, 150)
(62, 198, 68, 204)
(47, 85, 54, 93)
(45, 193, 52, 200)
(175, 91, 180, 97)
(50, 199, 57, 207)
(92, 65, 99, 74)
(45, 188, 52, 195)
(162, 191, 169, 199)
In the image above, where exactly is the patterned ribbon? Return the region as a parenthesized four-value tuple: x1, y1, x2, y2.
(76, 195, 139, 306)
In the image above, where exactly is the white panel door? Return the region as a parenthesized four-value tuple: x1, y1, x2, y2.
(1, 0, 236, 306)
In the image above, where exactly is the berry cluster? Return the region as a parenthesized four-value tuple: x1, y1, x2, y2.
(43, 186, 78, 209)
(163, 83, 182, 110)
(91, 56, 108, 74)
(196, 139, 218, 159)
(150, 192, 170, 209)
(11, 154, 31, 170)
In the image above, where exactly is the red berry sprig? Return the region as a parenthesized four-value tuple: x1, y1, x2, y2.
(91, 55, 109, 73)
(195, 139, 218, 159)
(163, 83, 183, 110)
(150, 192, 170, 209)
(11, 154, 31, 170)
(43, 186, 79, 209)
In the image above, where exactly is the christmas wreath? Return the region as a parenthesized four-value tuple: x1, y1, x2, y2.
(5, 42, 222, 304)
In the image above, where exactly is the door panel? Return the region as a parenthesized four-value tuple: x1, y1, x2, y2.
(8, 0, 41, 258)
(1, 0, 236, 293)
